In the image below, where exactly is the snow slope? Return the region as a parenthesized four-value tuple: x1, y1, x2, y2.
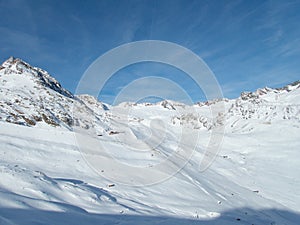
(0, 58, 300, 224)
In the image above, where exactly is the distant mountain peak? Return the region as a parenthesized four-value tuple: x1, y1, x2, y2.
(1, 57, 73, 99)
(240, 80, 300, 101)
(0, 57, 108, 130)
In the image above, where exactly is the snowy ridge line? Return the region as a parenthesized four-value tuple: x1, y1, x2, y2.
(0, 57, 300, 224)
(0, 57, 300, 133)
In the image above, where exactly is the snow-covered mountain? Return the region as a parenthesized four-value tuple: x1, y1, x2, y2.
(0, 57, 110, 132)
(0, 57, 300, 225)
(1, 57, 299, 134)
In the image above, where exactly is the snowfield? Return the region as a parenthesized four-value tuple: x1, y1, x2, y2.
(0, 57, 300, 224)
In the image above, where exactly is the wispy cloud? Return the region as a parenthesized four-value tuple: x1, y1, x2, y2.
(0, 27, 40, 53)
(275, 38, 300, 57)
(1, 0, 299, 102)
(221, 62, 300, 99)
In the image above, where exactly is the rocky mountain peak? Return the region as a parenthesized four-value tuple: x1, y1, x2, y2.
(1, 57, 73, 99)
(0, 57, 108, 130)
(240, 81, 300, 102)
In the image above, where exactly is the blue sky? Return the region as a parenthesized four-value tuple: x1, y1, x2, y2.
(1, 0, 300, 104)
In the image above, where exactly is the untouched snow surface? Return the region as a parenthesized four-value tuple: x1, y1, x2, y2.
(0, 58, 300, 224)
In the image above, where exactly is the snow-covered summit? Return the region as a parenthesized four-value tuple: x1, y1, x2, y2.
(0, 57, 108, 130)
(1, 57, 73, 98)
(240, 81, 300, 101)
(228, 81, 300, 124)
(77, 94, 110, 111)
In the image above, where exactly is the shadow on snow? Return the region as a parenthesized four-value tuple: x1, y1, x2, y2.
(0, 207, 299, 225)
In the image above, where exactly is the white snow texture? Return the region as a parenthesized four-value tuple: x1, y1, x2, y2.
(0, 57, 299, 224)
